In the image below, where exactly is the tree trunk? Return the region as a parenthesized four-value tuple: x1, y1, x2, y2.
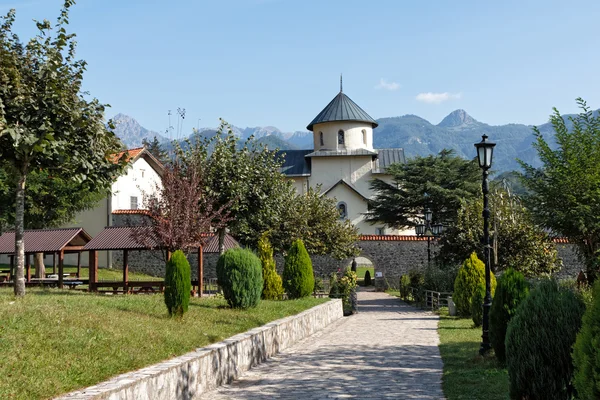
(14, 172, 26, 297)
(34, 252, 45, 279)
(218, 228, 226, 255)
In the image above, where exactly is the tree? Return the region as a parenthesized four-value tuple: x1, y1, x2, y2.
(367, 149, 480, 230)
(142, 136, 169, 165)
(520, 99, 600, 281)
(257, 232, 284, 300)
(438, 186, 560, 276)
(0, 3, 126, 296)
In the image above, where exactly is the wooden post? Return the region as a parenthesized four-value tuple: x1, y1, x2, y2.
(26, 253, 31, 283)
(53, 252, 57, 274)
(77, 252, 81, 279)
(123, 249, 129, 294)
(9, 255, 14, 280)
(89, 250, 98, 292)
(198, 245, 203, 297)
(58, 250, 64, 289)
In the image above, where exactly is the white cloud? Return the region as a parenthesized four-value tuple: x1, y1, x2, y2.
(375, 78, 400, 91)
(416, 92, 462, 104)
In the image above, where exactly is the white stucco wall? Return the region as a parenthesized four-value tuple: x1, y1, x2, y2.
(312, 121, 373, 151)
(310, 156, 373, 196)
(111, 157, 162, 211)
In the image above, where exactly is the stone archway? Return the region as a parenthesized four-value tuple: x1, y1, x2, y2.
(347, 256, 375, 287)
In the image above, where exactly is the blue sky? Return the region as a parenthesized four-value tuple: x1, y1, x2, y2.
(2, 0, 600, 137)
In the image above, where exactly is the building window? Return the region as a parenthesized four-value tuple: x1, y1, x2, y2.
(338, 130, 345, 145)
(319, 132, 324, 146)
(362, 129, 367, 145)
(130, 196, 138, 210)
(337, 202, 347, 219)
(375, 227, 385, 235)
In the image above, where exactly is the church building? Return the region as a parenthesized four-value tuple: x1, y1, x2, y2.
(278, 84, 407, 235)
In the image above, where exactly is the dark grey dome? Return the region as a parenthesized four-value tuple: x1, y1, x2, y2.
(307, 91, 378, 131)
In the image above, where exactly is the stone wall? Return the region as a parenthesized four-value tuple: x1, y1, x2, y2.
(57, 299, 343, 400)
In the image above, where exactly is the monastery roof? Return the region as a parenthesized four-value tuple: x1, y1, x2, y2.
(276, 149, 312, 176)
(111, 147, 165, 177)
(307, 91, 378, 131)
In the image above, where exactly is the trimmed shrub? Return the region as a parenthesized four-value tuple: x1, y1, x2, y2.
(423, 264, 458, 292)
(470, 284, 485, 327)
(489, 268, 529, 364)
(453, 252, 496, 316)
(505, 279, 585, 399)
(216, 248, 263, 309)
(364, 270, 372, 286)
(399, 275, 410, 300)
(164, 250, 191, 317)
(573, 280, 600, 399)
(257, 233, 284, 300)
(329, 267, 358, 315)
(283, 239, 314, 299)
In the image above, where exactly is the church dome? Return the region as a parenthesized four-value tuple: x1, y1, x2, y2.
(307, 91, 378, 131)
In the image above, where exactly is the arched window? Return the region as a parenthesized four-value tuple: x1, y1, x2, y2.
(337, 202, 347, 219)
(362, 129, 367, 145)
(338, 130, 345, 145)
(319, 131, 324, 146)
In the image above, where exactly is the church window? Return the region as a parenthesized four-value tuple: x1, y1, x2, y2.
(337, 202, 347, 219)
(319, 131, 324, 146)
(362, 129, 367, 145)
(338, 130, 345, 145)
(375, 227, 385, 235)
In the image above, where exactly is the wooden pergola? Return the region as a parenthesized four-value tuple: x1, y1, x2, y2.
(0, 228, 92, 288)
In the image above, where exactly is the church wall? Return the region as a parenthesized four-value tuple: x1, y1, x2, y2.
(309, 156, 373, 195)
(312, 121, 373, 151)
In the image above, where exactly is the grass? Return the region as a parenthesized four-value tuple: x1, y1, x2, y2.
(1, 263, 161, 281)
(356, 266, 374, 286)
(438, 311, 509, 400)
(0, 288, 327, 399)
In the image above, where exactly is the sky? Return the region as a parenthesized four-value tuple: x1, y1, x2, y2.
(2, 0, 600, 138)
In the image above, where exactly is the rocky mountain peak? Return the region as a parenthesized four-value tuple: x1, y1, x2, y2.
(438, 109, 479, 128)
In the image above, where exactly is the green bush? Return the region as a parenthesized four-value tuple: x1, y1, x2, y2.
(470, 284, 485, 327)
(329, 267, 358, 315)
(505, 279, 585, 399)
(257, 233, 284, 300)
(423, 264, 458, 292)
(399, 275, 410, 300)
(164, 250, 191, 317)
(283, 239, 314, 299)
(216, 248, 263, 309)
(573, 280, 600, 399)
(364, 270, 372, 286)
(453, 252, 496, 316)
(489, 268, 529, 364)
(409, 269, 424, 288)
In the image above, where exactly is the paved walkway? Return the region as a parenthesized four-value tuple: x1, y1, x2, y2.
(200, 289, 445, 399)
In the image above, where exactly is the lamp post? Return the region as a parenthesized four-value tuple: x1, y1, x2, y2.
(474, 134, 496, 356)
(415, 207, 444, 265)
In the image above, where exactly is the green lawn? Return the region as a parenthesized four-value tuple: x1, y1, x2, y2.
(0, 289, 327, 399)
(438, 312, 509, 400)
(356, 266, 374, 286)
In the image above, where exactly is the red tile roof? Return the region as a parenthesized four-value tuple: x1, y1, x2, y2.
(0, 228, 92, 254)
(112, 209, 152, 215)
(110, 147, 145, 164)
(359, 235, 430, 241)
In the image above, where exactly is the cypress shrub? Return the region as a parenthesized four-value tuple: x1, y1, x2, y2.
(364, 270, 372, 286)
(257, 233, 284, 300)
(573, 280, 600, 399)
(164, 250, 191, 317)
(505, 279, 585, 399)
(470, 284, 485, 327)
(489, 268, 529, 364)
(216, 248, 263, 309)
(453, 252, 496, 316)
(399, 275, 410, 300)
(283, 239, 314, 299)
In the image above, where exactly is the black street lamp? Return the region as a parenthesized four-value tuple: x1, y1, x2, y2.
(415, 207, 444, 264)
(474, 133, 496, 356)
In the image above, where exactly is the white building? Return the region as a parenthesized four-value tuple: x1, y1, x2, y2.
(278, 86, 409, 235)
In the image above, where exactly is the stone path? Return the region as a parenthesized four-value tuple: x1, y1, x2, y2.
(200, 289, 445, 399)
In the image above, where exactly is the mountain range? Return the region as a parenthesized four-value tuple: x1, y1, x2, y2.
(111, 109, 592, 172)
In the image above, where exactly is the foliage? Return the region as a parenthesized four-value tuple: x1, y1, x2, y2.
(216, 248, 263, 309)
(283, 239, 315, 299)
(164, 250, 191, 317)
(0, 3, 127, 295)
(257, 232, 283, 300)
(367, 149, 480, 230)
(453, 253, 496, 316)
(519, 99, 600, 281)
(573, 280, 600, 399)
(470, 284, 484, 327)
(135, 156, 229, 255)
(142, 135, 169, 165)
(423, 264, 458, 292)
(399, 275, 411, 300)
(438, 186, 560, 276)
(364, 270, 372, 286)
(505, 279, 585, 399)
(329, 267, 358, 314)
(489, 268, 529, 364)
